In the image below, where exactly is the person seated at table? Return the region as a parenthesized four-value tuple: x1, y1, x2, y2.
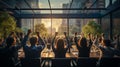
(0, 33, 22, 67)
(74, 33, 92, 57)
(52, 32, 70, 58)
(22, 29, 45, 58)
(98, 39, 120, 57)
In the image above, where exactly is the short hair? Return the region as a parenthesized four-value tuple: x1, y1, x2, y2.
(103, 39, 111, 47)
(30, 37, 37, 45)
(6, 37, 14, 47)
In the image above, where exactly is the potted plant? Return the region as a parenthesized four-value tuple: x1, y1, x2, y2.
(0, 11, 16, 39)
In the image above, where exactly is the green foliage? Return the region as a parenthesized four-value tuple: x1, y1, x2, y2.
(14, 27, 23, 33)
(82, 21, 102, 37)
(0, 11, 16, 38)
(35, 23, 48, 37)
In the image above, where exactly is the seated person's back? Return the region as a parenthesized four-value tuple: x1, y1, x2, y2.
(99, 39, 120, 57)
(22, 30, 45, 58)
(74, 33, 92, 57)
(52, 32, 70, 58)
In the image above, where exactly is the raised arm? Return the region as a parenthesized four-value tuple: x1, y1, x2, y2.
(52, 32, 58, 51)
(74, 32, 79, 49)
(14, 36, 23, 50)
(7, 32, 22, 50)
(64, 32, 71, 50)
(21, 29, 31, 46)
(36, 32, 45, 49)
(8, 31, 16, 37)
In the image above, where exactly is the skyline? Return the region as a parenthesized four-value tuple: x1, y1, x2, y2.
(38, 0, 70, 8)
(21, 0, 111, 34)
(38, 0, 71, 32)
(41, 19, 62, 32)
(38, 0, 71, 13)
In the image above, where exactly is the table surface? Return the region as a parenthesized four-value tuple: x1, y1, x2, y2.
(18, 45, 101, 58)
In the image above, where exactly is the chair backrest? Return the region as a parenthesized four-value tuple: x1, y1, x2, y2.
(77, 57, 98, 67)
(99, 57, 120, 67)
(20, 58, 41, 67)
(51, 58, 71, 67)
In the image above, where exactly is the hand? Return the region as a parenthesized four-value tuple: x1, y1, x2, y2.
(75, 32, 77, 36)
(36, 32, 40, 36)
(101, 33, 104, 36)
(55, 32, 58, 36)
(10, 31, 15, 35)
(9, 31, 16, 37)
(27, 29, 32, 35)
(64, 32, 66, 36)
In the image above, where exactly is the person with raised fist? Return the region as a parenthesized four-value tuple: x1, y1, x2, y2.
(22, 29, 45, 58)
(52, 32, 70, 58)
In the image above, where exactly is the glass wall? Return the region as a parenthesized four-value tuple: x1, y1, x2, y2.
(20, 18, 99, 36)
(112, 9, 120, 35)
(21, 19, 41, 34)
(101, 15, 110, 36)
(105, 0, 110, 8)
(112, 0, 117, 4)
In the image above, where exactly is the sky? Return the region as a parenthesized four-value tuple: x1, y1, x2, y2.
(38, 0, 70, 13)
(38, 0, 70, 32)
(38, 0, 70, 8)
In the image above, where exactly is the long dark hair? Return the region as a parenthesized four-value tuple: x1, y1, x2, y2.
(79, 37, 88, 47)
(56, 38, 65, 50)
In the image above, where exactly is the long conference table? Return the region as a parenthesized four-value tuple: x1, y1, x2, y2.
(19, 45, 120, 67)
(18, 44, 101, 58)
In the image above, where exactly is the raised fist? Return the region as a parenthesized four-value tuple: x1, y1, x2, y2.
(55, 32, 58, 36)
(27, 29, 32, 35)
(64, 32, 67, 36)
(75, 32, 77, 36)
(36, 32, 40, 36)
